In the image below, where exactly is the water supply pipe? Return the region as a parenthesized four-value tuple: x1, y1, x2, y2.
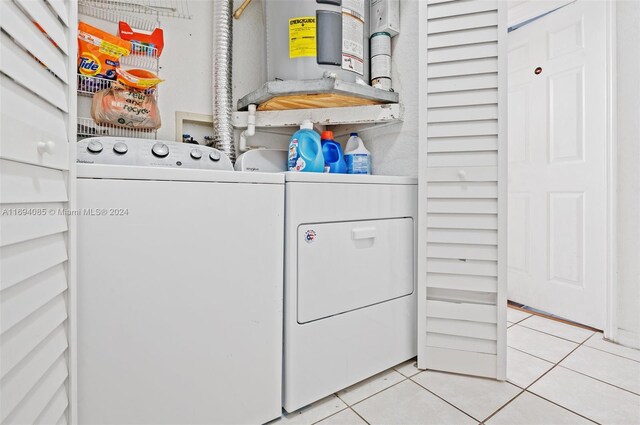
(239, 104, 257, 152)
(212, 0, 236, 162)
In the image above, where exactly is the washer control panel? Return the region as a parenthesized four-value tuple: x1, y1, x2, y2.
(77, 137, 233, 171)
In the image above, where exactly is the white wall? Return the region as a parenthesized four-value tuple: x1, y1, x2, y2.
(615, 0, 640, 349)
(79, 0, 418, 175)
(363, 0, 419, 176)
(154, 0, 215, 141)
(150, 0, 268, 142)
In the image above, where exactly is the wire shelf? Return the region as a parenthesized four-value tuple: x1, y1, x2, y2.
(79, 6, 158, 32)
(79, 0, 191, 30)
(77, 74, 158, 96)
(121, 43, 159, 70)
(78, 117, 158, 140)
(77, 37, 159, 96)
(76, 5, 164, 141)
(77, 75, 114, 95)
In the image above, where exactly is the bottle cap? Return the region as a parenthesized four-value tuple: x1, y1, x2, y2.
(321, 131, 334, 140)
(350, 132, 358, 136)
(300, 120, 314, 130)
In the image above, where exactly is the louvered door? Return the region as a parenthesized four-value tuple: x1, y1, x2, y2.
(417, 0, 507, 379)
(1, 1, 77, 424)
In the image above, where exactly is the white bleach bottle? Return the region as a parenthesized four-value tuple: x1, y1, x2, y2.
(344, 133, 371, 175)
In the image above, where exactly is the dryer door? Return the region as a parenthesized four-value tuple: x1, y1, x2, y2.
(297, 218, 414, 324)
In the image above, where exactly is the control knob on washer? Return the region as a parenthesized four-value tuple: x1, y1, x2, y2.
(190, 149, 202, 160)
(113, 142, 128, 155)
(152, 142, 169, 158)
(87, 140, 103, 154)
(209, 150, 221, 162)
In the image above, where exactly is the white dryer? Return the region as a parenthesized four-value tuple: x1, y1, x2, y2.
(283, 173, 418, 412)
(76, 137, 284, 424)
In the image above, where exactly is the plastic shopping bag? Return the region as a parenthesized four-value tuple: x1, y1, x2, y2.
(91, 84, 161, 130)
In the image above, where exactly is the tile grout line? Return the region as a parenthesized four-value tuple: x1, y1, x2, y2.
(317, 316, 594, 424)
(581, 340, 640, 364)
(507, 345, 559, 364)
(479, 385, 602, 425)
(519, 390, 600, 425)
(318, 363, 420, 423)
(522, 337, 588, 393)
(413, 329, 595, 425)
(337, 373, 411, 412)
(525, 335, 640, 397)
(348, 406, 370, 425)
(310, 406, 351, 425)
(481, 336, 595, 424)
(489, 325, 637, 425)
(511, 318, 596, 344)
(478, 388, 527, 424)
(504, 335, 599, 424)
(516, 322, 595, 345)
(506, 313, 532, 327)
(409, 373, 486, 423)
(310, 321, 636, 425)
(555, 364, 640, 397)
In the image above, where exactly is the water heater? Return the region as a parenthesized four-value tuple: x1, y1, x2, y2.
(265, 0, 370, 83)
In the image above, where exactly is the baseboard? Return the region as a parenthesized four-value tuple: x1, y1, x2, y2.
(616, 328, 640, 350)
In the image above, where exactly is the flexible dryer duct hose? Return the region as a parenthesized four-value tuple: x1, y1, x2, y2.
(212, 0, 236, 162)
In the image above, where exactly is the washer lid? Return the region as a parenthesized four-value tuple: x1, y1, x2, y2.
(284, 172, 417, 185)
(77, 164, 284, 184)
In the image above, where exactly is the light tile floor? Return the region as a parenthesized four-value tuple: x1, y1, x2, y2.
(273, 307, 640, 425)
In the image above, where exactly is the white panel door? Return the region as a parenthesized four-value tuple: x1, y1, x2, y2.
(507, 1, 574, 29)
(418, 0, 508, 380)
(507, 0, 607, 328)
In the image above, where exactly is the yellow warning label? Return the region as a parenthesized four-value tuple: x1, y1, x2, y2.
(289, 16, 316, 58)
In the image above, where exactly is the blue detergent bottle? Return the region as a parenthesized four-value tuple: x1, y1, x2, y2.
(321, 131, 347, 174)
(288, 121, 324, 172)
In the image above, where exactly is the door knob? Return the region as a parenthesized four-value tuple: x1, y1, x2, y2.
(37, 141, 56, 155)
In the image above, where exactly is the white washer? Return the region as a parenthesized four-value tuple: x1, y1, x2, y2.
(283, 173, 418, 412)
(76, 138, 284, 424)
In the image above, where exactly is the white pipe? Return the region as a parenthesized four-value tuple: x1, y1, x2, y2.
(239, 104, 257, 152)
